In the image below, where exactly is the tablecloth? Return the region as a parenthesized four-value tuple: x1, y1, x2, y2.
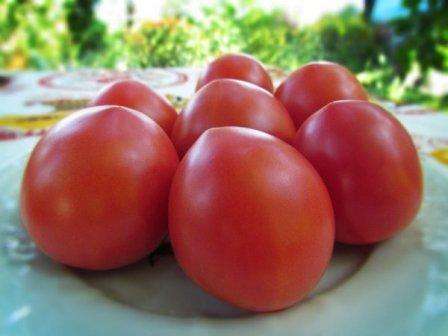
(0, 67, 447, 163)
(0, 68, 448, 336)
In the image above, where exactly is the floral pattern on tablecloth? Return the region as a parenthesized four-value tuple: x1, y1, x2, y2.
(0, 69, 447, 166)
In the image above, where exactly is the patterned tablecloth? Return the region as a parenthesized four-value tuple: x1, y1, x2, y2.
(0, 68, 447, 165)
(0, 69, 448, 336)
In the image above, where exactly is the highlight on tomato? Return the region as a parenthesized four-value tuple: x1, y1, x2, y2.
(90, 79, 178, 134)
(294, 100, 422, 245)
(171, 78, 296, 157)
(275, 61, 368, 128)
(196, 53, 274, 93)
(21, 106, 179, 270)
(169, 126, 334, 312)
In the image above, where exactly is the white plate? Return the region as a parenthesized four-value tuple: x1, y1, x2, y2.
(1, 138, 447, 336)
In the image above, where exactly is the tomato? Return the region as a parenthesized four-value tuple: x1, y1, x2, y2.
(171, 79, 296, 157)
(196, 53, 274, 93)
(90, 79, 177, 135)
(294, 100, 422, 245)
(275, 61, 368, 128)
(169, 126, 334, 312)
(21, 106, 179, 270)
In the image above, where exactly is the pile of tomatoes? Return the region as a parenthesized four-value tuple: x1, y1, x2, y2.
(20, 54, 422, 312)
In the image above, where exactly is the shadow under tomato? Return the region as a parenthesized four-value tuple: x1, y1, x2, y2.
(73, 242, 373, 319)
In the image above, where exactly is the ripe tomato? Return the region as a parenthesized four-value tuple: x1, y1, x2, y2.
(294, 100, 423, 245)
(169, 126, 334, 312)
(275, 61, 368, 128)
(90, 79, 177, 134)
(21, 106, 179, 270)
(171, 79, 296, 157)
(196, 53, 274, 93)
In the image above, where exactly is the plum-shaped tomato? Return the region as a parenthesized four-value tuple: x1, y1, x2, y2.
(294, 100, 423, 245)
(196, 53, 274, 93)
(171, 79, 296, 157)
(21, 106, 179, 270)
(275, 61, 368, 128)
(90, 79, 177, 134)
(169, 126, 334, 312)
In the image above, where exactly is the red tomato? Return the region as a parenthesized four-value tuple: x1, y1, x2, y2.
(90, 79, 177, 135)
(171, 79, 296, 157)
(21, 106, 179, 270)
(294, 100, 423, 245)
(169, 126, 334, 312)
(196, 53, 274, 93)
(275, 62, 368, 128)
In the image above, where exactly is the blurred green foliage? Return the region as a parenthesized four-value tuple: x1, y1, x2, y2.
(0, 0, 447, 110)
(316, 6, 380, 73)
(0, 0, 74, 69)
(125, 19, 204, 67)
(64, 0, 106, 60)
(392, 0, 448, 77)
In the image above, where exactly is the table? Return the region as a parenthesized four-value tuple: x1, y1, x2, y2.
(0, 68, 447, 162)
(0, 69, 448, 336)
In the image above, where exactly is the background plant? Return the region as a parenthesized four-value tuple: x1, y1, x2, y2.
(0, 0, 447, 111)
(0, 0, 73, 69)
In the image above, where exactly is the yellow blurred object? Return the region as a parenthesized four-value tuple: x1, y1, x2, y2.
(7, 51, 27, 71)
(431, 147, 448, 165)
(27, 98, 90, 111)
(0, 111, 71, 132)
(165, 94, 188, 111)
(142, 18, 182, 30)
(0, 94, 188, 136)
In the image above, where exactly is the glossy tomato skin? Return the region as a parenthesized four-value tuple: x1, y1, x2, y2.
(90, 79, 177, 134)
(21, 106, 179, 270)
(275, 62, 368, 128)
(169, 126, 334, 312)
(171, 79, 296, 157)
(294, 100, 423, 245)
(196, 53, 274, 93)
